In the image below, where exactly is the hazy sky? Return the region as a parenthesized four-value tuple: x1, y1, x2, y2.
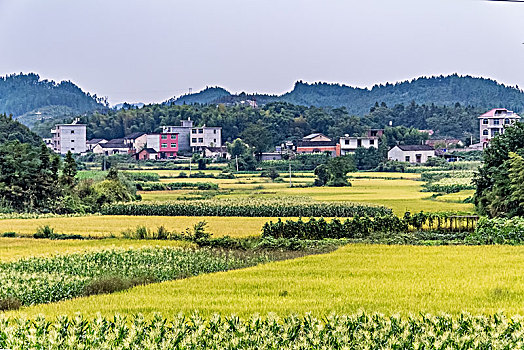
(0, 0, 523, 105)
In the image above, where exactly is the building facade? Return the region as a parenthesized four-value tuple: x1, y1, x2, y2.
(51, 120, 87, 154)
(162, 118, 222, 152)
(388, 145, 435, 164)
(479, 108, 520, 145)
(146, 133, 179, 159)
(338, 136, 379, 155)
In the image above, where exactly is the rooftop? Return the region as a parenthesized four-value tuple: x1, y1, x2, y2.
(395, 144, 435, 152)
(479, 108, 521, 119)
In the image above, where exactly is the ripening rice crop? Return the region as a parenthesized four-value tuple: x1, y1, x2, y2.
(0, 313, 523, 349)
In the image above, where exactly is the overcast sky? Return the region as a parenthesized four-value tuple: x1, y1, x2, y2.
(0, 0, 523, 105)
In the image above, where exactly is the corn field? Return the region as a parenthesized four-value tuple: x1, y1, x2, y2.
(0, 313, 523, 349)
(0, 248, 275, 307)
(101, 198, 392, 217)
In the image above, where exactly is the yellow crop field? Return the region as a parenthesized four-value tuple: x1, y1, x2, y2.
(0, 237, 191, 262)
(221, 178, 474, 214)
(0, 216, 287, 238)
(435, 190, 475, 203)
(13, 244, 524, 318)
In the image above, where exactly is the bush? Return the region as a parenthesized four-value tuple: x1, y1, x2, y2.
(467, 217, 524, 245)
(82, 276, 155, 296)
(123, 172, 160, 182)
(2, 231, 16, 237)
(0, 296, 22, 311)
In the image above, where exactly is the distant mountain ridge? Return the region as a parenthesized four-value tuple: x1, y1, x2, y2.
(0, 73, 107, 127)
(167, 74, 524, 115)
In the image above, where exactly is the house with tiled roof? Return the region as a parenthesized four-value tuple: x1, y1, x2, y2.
(388, 144, 435, 164)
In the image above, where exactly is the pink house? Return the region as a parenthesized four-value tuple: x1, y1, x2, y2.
(146, 133, 179, 159)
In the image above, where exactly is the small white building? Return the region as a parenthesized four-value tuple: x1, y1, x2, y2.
(51, 119, 87, 154)
(92, 139, 129, 156)
(123, 132, 147, 152)
(87, 138, 108, 151)
(388, 145, 435, 164)
(339, 135, 379, 155)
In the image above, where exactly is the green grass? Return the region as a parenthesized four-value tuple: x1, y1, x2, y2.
(12, 244, 524, 318)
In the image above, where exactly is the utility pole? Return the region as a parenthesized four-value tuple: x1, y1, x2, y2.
(189, 157, 192, 177)
(235, 155, 239, 172)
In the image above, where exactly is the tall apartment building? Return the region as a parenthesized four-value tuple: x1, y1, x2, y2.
(51, 119, 87, 154)
(162, 118, 221, 152)
(479, 108, 520, 145)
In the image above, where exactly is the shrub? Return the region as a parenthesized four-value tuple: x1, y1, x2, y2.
(2, 231, 16, 238)
(467, 217, 524, 245)
(0, 296, 21, 311)
(34, 225, 55, 239)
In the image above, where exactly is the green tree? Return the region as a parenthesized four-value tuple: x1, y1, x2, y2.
(474, 122, 524, 217)
(61, 151, 78, 189)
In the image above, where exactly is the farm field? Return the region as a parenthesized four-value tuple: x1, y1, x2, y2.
(0, 216, 282, 238)
(0, 237, 192, 262)
(12, 244, 524, 318)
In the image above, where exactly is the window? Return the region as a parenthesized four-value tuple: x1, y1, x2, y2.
(213, 130, 217, 134)
(71, 140, 74, 142)
(171, 143, 176, 148)
(161, 143, 167, 148)
(71, 130, 75, 134)
(357, 139, 362, 147)
(213, 139, 217, 143)
(483, 119, 488, 125)
(505, 118, 510, 124)
(198, 129, 203, 134)
(161, 135, 167, 139)
(192, 129, 197, 134)
(369, 139, 375, 145)
(483, 130, 489, 136)
(198, 138, 203, 143)
(494, 119, 500, 125)
(71, 148, 75, 151)
(405, 156, 410, 162)
(344, 140, 349, 145)
(192, 138, 197, 143)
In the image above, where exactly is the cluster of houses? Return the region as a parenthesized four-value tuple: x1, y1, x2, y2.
(46, 118, 226, 160)
(45, 108, 520, 164)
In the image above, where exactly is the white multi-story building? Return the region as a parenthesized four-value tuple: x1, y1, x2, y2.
(162, 118, 222, 152)
(339, 135, 379, 155)
(479, 108, 520, 145)
(51, 119, 87, 154)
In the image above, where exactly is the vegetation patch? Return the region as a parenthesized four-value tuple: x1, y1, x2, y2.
(102, 198, 392, 217)
(1, 313, 524, 349)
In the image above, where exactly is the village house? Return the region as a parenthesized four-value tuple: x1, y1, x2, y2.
(295, 133, 338, 156)
(388, 144, 435, 164)
(145, 132, 179, 159)
(338, 131, 380, 156)
(86, 138, 107, 151)
(201, 146, 230, 160)
(135, 148, 159, 160)
(479, 108, 520, 147)
(50, 119, 87, 154)
(123, 132, 147, 153)
(92, 138, 129, 156)
(162, 118, 222, 153)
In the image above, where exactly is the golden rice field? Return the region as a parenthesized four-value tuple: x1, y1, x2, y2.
(0, 237, 191, 262)
(12, 244, 524, 318)
(0, 216, 285, 238)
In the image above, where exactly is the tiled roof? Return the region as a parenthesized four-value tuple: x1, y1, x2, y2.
(396, 145, 435, 151)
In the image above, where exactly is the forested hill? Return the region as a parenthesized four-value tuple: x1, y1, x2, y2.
(0, 73, 107, 127)
(0, 113, 42, 147)
(168, 75, 524, 115)
(167, 87, 231, 105)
